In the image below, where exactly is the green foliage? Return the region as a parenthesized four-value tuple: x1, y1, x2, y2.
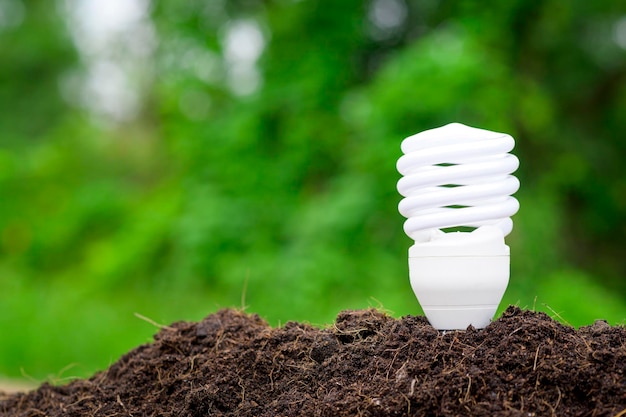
(1, 0, 626, 380)
(0, 1, 76, 143)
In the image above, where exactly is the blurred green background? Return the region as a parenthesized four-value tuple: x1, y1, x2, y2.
(1, 0, 626, 381)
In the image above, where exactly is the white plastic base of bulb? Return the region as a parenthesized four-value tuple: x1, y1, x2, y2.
(408, 227, 510, 330)
(409, 255, 509, 329)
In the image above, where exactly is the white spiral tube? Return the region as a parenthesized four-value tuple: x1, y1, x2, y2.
(397, 123, 520, 243)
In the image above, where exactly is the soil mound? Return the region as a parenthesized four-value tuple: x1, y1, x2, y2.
(1, 306, 625, 416)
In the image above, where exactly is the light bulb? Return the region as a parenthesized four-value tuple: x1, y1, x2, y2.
(397, 123, 520, 330)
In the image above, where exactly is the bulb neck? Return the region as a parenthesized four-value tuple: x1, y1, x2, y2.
(409, 225, 509, 257)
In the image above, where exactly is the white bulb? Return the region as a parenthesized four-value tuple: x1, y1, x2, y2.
(397, 123, 520, 330)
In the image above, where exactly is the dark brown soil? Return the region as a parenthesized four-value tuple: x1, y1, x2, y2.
(1, 306, 625, 416)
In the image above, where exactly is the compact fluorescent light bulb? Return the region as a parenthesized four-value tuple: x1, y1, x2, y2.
(397, 123, 520, 330)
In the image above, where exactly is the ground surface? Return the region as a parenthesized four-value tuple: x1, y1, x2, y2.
(1, 306, 625, 416)
(0, 380, 34, 396)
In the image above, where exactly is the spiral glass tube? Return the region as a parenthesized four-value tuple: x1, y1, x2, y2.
(397, 123, 519, 242)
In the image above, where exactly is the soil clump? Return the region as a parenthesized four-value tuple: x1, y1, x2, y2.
(1, 306, 625, 416)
